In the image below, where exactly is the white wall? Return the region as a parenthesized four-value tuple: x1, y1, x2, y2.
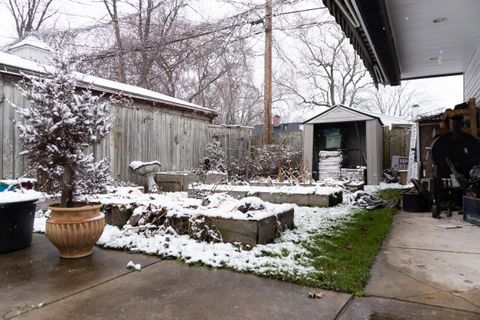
(366, 119, 383, 184)
(465, 37, 480, 105)
(303, 124, 314, 172)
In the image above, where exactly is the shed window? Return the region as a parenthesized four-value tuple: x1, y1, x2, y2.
(324, 128, 341, 149)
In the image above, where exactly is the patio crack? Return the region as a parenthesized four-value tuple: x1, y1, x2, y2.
(333, 295, 354, 320)
(388, 246, 480, 255)
(364, 295, 480, 316)
(370, 266, 480, 312)
(450, 291, 480, 309)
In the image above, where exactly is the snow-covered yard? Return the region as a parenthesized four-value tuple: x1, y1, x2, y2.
(34, 187, 358, 283)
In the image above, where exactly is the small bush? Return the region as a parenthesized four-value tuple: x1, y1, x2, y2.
(227, 144, 302, 180)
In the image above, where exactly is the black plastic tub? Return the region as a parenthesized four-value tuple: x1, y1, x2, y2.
(402, 193, 430, 212)
(0, 199, 37, 253)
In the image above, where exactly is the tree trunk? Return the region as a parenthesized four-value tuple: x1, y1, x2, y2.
(61, 166, 74, 207)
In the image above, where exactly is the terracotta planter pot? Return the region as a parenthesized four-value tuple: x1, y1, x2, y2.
(46, 203, 105, 258)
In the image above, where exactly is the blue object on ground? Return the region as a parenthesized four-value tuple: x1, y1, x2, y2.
(463, 195, 480, 226)
(0, 184, 15, 192)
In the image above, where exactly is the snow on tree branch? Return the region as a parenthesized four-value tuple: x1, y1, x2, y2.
(10, 53, 115, 207)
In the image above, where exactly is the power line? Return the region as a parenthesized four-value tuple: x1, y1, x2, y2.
(77, 6, 327, 60)
(274, 6, 327, 17)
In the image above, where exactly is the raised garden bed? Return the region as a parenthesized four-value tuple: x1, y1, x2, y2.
(163, 207, 294, 246)
(188, 184, 343, 207)
(202, 207, 293, 246)
(78, 188, 295, 246)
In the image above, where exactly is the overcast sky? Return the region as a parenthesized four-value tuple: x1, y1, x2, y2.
(0, 0, 464, 117)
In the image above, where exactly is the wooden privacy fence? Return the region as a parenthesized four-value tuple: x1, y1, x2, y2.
(0, 74, 252, 182)
(206, 125, 252, 167)
(251, 131, 304, 151)
(383, 125, 411, 169)
(0, 87, 253, 184)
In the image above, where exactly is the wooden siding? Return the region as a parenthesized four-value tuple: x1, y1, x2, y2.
(0, 74, 251, 185)
(465, 37, 480, 105)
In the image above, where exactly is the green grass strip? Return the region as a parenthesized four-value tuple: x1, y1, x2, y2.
(300, 208, 395, 295)
(376, 188, 404, 201)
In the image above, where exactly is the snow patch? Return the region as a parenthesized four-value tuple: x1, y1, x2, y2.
(0, 190, 44, 204)
(126, 260, 142, 271)
(96, 203, 356, 279)
(129, 160, 161, 171)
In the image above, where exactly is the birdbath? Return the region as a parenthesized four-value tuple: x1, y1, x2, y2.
(129, 161, 162, 192)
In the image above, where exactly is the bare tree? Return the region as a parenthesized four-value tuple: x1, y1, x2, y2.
(44, 0, 263, 125)
(4, 0, 55, 38)
(274, 16, 371, 110)
(103, 0, 127, 83)
(188, 40, 263, 125)
(357, 82, 426, 118)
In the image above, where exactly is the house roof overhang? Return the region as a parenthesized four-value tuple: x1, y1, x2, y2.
(322, 0, 480, 86)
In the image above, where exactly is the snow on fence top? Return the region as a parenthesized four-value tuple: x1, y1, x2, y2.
(0, 51, 216, 117)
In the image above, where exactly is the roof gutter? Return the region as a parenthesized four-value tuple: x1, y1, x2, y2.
(321, 0, 401, 86)
(0, 62, 217, 119)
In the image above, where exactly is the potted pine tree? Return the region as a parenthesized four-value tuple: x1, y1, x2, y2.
(12, 55, 114, 258)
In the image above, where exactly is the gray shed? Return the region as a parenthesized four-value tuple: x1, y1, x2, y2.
(303, 105, 384, 184)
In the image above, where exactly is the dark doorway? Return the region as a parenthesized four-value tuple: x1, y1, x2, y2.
(312, 121, 367, 180)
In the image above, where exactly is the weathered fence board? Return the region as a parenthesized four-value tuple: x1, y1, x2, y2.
(251, 131, 303, 151)
(383, 125, 411, 169)
(1, 74, 252, 186)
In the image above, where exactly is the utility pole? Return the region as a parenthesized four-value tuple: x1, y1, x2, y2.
(263, 0, 273, 145)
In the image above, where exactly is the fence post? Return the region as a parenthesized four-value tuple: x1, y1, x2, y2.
(383, 127, 390, 169)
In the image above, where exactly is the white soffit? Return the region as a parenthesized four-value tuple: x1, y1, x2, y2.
(385, 0, 480, 79)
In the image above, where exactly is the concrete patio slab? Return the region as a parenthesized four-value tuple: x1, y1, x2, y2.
(0, 234, 160, 319)
(2, 235, 352, 320)
(339, 296, 480, 320)
(364, 211, 480, 314)
(15, 259, 352, 320)
(3, 209, 479, 319)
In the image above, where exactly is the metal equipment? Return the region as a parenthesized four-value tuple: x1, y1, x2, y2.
(430, 115, 480, 218)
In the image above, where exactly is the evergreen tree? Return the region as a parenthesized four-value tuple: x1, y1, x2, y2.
(12, 54, 114, 207)
(202, 135, 226, 173)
